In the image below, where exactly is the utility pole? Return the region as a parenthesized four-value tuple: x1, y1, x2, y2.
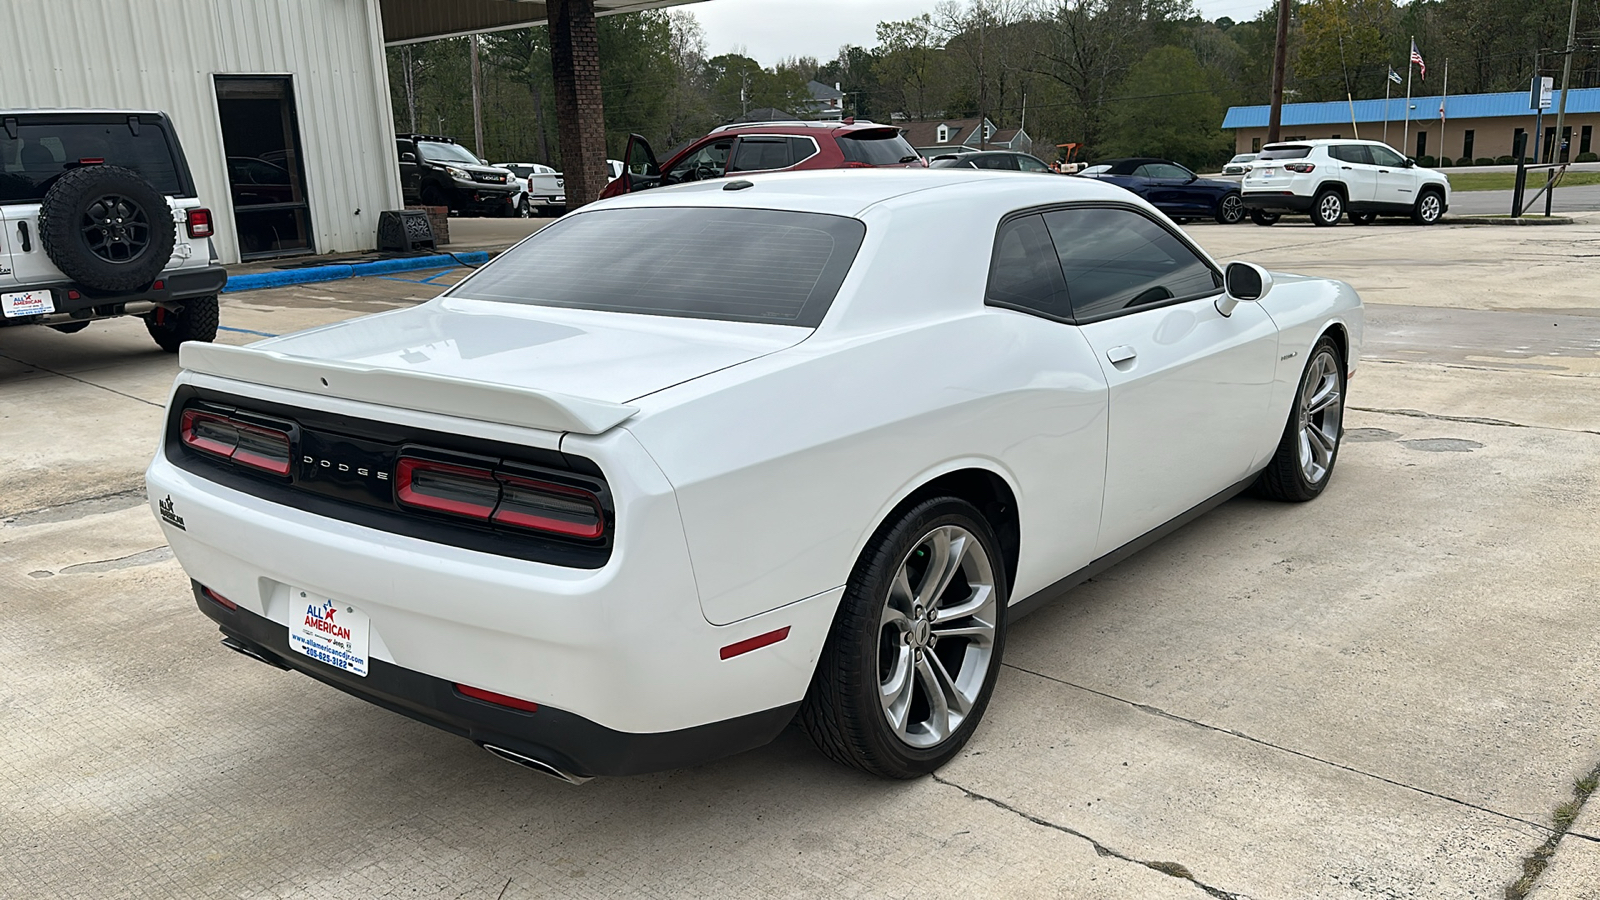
(470, 33, 485, 158)
(1267, 0, 1291, 144)
(1552, 0, 1580, 164)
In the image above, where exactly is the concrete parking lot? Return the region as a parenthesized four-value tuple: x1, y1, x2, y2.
(3, 215, 1599, 899)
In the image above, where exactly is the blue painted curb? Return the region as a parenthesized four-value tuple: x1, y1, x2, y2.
(221, 251, 490, 293)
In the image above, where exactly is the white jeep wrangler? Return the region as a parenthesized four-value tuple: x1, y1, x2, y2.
(0, 110, 226, 350)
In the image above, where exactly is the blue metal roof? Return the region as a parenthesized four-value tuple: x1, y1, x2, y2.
(1222, 88, 1600, 129)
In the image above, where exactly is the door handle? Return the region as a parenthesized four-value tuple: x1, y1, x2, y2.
(1378, 169, 1390, 173)
(1341, 165, 1353, 170)
(1106, 345, 1137, 365)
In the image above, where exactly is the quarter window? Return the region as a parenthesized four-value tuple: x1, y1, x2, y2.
(984, 214, 1071, 320)
(1041, 207, 1220, 321)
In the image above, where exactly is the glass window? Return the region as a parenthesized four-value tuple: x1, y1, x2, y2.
(0, 120, 185, 202)
(1016, 155, 1052, 173)
(1142, 163, 1191, 179)
(449, 207, 866, 327)
(1368, 144, 1406, 167)
(663, 140, 732, 184)
(727, 137, 793, 173)
(984, 215, 1071, 320)
(837, 130, 918, 165)
(1330, 144, 1372, 165)
(416, 141, 481, 165)
(1042, 207, 1219, 321)
(1257, 145, 1312, 161)
(1078, 164, 1110, 176)
(972, 154, 1017, 170)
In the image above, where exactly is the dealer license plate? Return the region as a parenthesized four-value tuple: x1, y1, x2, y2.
(1, 290, 55, 318)
(287, 589, 370, 677)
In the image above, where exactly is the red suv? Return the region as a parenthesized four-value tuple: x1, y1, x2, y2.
(601, 120, 925, 199)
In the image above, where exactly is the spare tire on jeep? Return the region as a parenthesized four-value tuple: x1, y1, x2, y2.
(38, 165, 176, 292)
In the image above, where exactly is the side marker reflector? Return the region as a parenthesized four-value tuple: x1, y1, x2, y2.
(456, 684, 540, 713)
(720, 626, 791, 660)
(201, 586, 237, 610)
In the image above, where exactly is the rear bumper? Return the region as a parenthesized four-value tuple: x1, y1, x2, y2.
(1242, 192, 1314, 213)
(0, 263, 227, 325)
(194, 584, 798, 777)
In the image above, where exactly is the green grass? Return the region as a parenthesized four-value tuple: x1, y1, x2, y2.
(1447, 171, 1600, 192)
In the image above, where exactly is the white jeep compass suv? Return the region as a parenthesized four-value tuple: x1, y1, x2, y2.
(1242, 139, 1450, 227)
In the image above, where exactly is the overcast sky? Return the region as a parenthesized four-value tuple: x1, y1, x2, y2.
(692, 0, 1277, 68)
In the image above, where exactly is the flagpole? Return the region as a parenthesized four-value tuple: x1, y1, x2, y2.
(1440, 59, 1449, 162)
(1384, 72, 1392, 146)
(1404, 37, 1414, 158)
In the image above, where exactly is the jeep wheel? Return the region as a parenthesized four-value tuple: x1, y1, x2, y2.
(144, 296, 219, 353)
(1311, 189, 1345, 226)
(38, 165, 176, 292)
(1412, 190, 1444, 226)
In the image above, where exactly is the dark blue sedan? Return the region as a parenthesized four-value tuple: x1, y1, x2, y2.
(1078, 158, 1245, 224)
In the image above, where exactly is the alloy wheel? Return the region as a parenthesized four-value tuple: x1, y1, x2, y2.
(1297, 349, 1344, 484)
(876, 525, 999, 749)
(1418, 193, 1442, 224)
(1220, 194, 1244, 223)
(81, 194, 151, 263)
(1316, 192, 1343, 225)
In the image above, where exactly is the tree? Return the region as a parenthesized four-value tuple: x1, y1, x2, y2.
(1295, 0, 1400, 103)
(1103, 45, 1231, 169)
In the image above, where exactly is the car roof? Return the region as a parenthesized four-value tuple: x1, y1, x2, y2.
(0, 108, 168, 117)
(587, 167, 1144, 220)
(1262, 139, 1389, 148)
(706, 119, 897, 136)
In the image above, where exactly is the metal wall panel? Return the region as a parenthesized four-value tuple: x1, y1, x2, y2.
(0, 0, 401, 264)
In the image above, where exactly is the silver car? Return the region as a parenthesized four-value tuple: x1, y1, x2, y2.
(1222, 153, 1258, 176)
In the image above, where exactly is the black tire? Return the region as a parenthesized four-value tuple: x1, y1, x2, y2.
(1310, 188, 1345, 226)
(144, 296, 219, 353)
(800, 496, 1009, 779)
(1257, 335, 1346, 502)
(1412, 189, 1444, 225)
(517, 197, 530, 218)
(1215, 192, 1245, 224)
(1348, 212, 1377, 226)
(38, 165, 175, 292)
(1250, 209, 1280, 226)
(420, 184, 449, 210)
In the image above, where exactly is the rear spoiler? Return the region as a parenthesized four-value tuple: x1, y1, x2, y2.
(179, 342, 637, 436)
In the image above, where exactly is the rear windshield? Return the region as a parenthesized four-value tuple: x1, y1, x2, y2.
(449, 207, 868, 327)
(838, 131, 919, 166)
(1257, 145, 1312, 160)
(0, 121, 185, 202)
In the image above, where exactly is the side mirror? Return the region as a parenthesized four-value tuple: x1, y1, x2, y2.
(400, 152, 417, 163)
(1217, 261, 1273, 317)
(1404, 158, 1416, 168)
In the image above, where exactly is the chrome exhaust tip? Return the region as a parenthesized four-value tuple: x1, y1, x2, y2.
(482, 744, 593, 785)
(220, 637, 290, 670)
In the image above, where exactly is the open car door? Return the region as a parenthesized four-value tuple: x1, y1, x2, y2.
(621, 133, 662, 194)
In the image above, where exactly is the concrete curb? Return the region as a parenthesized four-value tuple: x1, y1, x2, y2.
(221, 251, 490, 293)
(1443, 216, 1576, 226)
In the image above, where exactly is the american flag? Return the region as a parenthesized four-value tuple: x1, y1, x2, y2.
(1410, 40, 1427, 80)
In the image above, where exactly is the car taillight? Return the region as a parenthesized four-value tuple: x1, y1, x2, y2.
(180, 409, 292, 476)
(1283, 162, 1316, 173)
(493, 475, 604, 539)
(395, 454, 606, 539)
(187, 208, 214, 239)
(201, 586, 238, 610)
(455, 684, 539, 713)
(396, 458, 499, 520)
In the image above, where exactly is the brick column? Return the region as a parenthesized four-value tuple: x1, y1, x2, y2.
(549, 0, 606, 210)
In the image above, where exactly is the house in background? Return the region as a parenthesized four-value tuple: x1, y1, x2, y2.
(896, 117, 1032, 157)
(805, 81, 845, 121)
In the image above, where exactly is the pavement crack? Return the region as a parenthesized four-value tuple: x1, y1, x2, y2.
(0, 350, 163, 408)
(3, 487, 146, 527)
(931, 773, 1248, 899)
(1349, 405, 1600, 436)
(1505, 761, 1600, 898)
(1005, 663, 1557, 836)
(57, 545, 173, 575)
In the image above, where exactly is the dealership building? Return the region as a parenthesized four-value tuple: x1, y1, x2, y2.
(0, 0, 698, 264)
(1223, 88, 1600, 162)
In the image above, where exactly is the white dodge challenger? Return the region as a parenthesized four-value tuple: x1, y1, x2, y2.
(148, 169, 1360, 781)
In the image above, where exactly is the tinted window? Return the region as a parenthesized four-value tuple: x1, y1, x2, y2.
(727, 138, 791, 173)
(1257, 145, 1312, 161)
(664, 140, 732, 184)
(928, 156, 974, 168)
(837, 131, 918, 165)
(984, 215, 1071, 320)
(0, 121, 185, 202)
(417, 141, 481, 164)
(1042, 207, 1220, 320)
(450, 207, 866, 327)
(972, 154, 1016, 170)
(1144, 163, 1191, 179)
(1016, 155, 1052, 173)
(1331, 144, 1373, 165)
(1368, 144, 1406, 167)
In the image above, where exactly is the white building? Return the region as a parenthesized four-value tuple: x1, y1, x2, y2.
(0, 0, 698, 264)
